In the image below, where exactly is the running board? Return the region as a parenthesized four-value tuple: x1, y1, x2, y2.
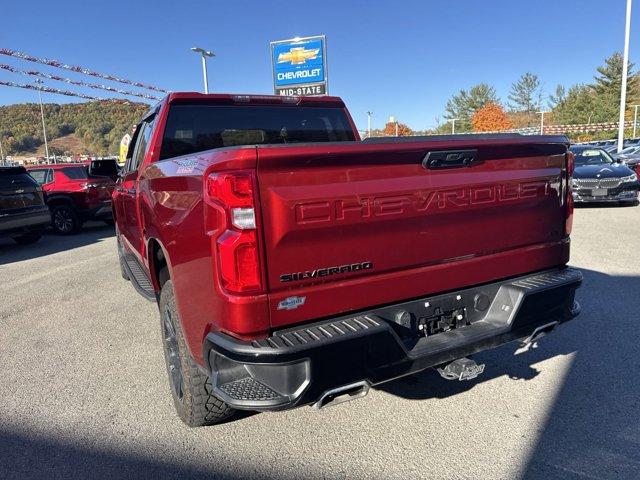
(122, 254, 156, 301)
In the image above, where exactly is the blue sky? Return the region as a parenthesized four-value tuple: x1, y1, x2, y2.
(1, 0, 638, 130)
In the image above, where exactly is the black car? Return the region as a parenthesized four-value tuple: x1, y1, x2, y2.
(0, 166, 51, 244)
(569, 146, 640, 204)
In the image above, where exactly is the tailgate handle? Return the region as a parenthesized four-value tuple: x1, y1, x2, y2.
(423, 149, 479, 169)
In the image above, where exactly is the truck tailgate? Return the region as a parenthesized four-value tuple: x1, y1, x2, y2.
(256, 137, 570, 328)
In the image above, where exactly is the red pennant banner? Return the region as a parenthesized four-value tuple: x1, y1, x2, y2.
(0, 48, 168, 93)
(0, 79, 103, 100)
(0, 63, 159, 101)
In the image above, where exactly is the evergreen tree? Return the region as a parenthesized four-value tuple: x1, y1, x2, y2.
(548, 85, 566, 109)
(590, 52, 637, 121)
(551, 85, 597, 125)
(508, 72, 542, 113)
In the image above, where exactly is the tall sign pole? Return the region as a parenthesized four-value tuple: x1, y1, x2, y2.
(617, 0, 633, 153)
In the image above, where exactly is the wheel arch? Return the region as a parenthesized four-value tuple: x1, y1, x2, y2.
(46, 195, 75, 209)
(147, 237, 172, 293)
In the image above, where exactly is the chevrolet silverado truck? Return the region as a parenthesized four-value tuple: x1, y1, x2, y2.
(114, 93, 582, 427)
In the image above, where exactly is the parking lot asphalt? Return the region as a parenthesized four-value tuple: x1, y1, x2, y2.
(1, 204, 639, 480)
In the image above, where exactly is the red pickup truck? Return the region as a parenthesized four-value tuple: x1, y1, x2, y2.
(114, 93, 582, 427)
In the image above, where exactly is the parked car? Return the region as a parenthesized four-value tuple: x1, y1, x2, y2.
(621, 155, 640, 177)
(569, 146, 640, 204)
(0, 166, 50, 244)
(612, 145, 640, 159)
(114, 92, 582, 427)
(28, 164, 115, 234)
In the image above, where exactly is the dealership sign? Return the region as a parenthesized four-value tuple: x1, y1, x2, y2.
(270, 35, 327, 96)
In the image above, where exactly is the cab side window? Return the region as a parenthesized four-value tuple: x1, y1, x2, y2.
(124, 115, 156, 174)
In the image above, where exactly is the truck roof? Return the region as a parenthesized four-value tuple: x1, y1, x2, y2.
(26, 164, 86, 170)
(166, 92, 346, 107)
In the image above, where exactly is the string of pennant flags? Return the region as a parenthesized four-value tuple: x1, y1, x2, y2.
(0, 63, 160, 101)
(0, 48, 168, 93)
(0, 79, 103, 100)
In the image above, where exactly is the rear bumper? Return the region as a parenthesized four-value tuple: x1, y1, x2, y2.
(204, 267, 582, 411)
(0, 207, 51, 236)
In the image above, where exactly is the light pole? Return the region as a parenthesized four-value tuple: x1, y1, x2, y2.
(449, 118, 458, 134)
(191, 47, 215, 94)
(366, 111, 373, 138)
(633, 105, 640, 138)
(617, 0, 633, 153)
(388, 116, 399, 136)
(0, 137, 4, 165)
(35, 79, 50, 163)
(537, 111, 548, 135)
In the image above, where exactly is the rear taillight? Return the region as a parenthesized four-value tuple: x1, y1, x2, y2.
(565, 152, 574, 236)
(206, 171, 263, 294)
(566, 151, 575, 176)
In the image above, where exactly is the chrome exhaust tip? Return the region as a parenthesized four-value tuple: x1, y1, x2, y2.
(314, 381, 370, 409)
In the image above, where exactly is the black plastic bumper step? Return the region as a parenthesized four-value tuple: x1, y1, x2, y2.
(218, 377, 282, 402)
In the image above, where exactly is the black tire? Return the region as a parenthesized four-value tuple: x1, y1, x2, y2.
(12, 232, 42, 245)
(103, 219, 115, 226)
(51, 204, 81, 235)
(159, 278, 235, 427)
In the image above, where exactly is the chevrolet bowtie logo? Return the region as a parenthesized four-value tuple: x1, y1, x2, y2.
(277, 46, 320, 65)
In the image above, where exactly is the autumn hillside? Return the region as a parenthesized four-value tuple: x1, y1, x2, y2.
(0, 100, 150, 156)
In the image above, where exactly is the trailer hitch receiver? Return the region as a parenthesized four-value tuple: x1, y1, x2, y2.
(437, 357, 485, 381)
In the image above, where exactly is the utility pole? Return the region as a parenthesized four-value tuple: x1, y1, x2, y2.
(191, 47, 215, 94)
(449, 118, 458, 134)
(0, 137, 4, 165)
(35, 79, 50, 163)
(537, 111, 548, 135)
(366, 111, 373, 138)
(617, 0, 633, 153)
(633, 104, 640, 138)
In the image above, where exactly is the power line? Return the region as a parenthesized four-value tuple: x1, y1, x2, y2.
(0, 48, 167, 93)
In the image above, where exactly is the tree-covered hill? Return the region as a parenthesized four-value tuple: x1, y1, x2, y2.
(0, 100, 150, 156)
